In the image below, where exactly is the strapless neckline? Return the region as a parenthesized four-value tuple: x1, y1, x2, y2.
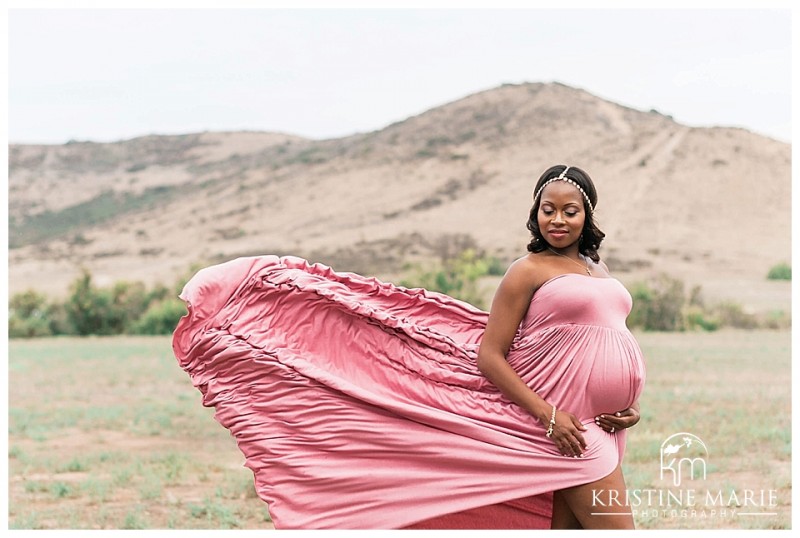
(536, 272, 618, 294)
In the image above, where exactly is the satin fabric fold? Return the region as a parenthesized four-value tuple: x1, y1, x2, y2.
(172, 255, 645, 529)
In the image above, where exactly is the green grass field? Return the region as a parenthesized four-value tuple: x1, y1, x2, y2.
(8, 330, 791, 529)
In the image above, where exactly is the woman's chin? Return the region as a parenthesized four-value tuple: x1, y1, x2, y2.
(545, 236, 578, 249)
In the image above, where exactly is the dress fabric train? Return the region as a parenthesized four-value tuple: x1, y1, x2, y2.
(172, 255, 646, 529)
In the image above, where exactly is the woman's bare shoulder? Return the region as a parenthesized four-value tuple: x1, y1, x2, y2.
(502, 253, 550, 290)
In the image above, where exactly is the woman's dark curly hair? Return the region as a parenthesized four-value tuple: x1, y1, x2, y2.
(526, 164, 605, 262)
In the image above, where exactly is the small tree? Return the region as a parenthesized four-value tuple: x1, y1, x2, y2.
(109, 280, 150, 333)
(65, 269, 114, 335)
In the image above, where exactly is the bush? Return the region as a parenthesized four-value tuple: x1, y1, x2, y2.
(400, 249, 503, 309)
(627, 274, 686, 331)
(713, 302, 759, 330)
(767, 263, 791, 280)
(626, 274, 789, 331)
(130, 298, 187, 335)
(9, 313, 53, 338)
(683, 305, 720, 331)
(9, 266, 194, 338)
(9, 290, 54, 338)
(65, 269, 116, 335)
(45, 302, 77, 335)
(109, 280, 150, 333)
(8, 289, 80, 337)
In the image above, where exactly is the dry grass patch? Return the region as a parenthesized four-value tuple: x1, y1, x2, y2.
(8, 330, 791, 529)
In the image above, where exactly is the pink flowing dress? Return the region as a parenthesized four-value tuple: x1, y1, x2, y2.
(172, 255, 646, 529)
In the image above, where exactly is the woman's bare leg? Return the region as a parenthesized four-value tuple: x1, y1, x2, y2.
(551, 490, 582, 529)
(558, 464, 635, 529)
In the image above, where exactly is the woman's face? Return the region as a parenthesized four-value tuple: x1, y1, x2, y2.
(537, 181, 587, 251)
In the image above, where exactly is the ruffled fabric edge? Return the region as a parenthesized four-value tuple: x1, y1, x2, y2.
(172, 255, 624, 528)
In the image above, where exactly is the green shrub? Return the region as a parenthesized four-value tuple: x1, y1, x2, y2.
(65, 269, 116, 335)
(8, 314, 53, 338)
(45, 302, 77, 335)
(130, 298, 187, 335)
(767, 263, 791, 280)
(110, 281, 150, 333)
(627, 274, 686, 331)
(9, 289, 50, 319)
(9, 267, 193, 338)
(626, 282, 652, 330)
(400, 249, 503, 309)
(684, 305, 719, 331)
(8, 290, 54, 338)
(626, 275, 784, 331)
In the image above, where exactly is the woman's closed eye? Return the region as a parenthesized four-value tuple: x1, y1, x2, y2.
(541, 209, 579, 217)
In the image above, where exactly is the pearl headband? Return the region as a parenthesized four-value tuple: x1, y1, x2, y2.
(532, 166, 595, 214)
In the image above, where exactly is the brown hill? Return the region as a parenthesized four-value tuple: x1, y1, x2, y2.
(8, 82, 791, 312)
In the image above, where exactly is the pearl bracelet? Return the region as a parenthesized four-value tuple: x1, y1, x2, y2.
(545, 405, 556, 438)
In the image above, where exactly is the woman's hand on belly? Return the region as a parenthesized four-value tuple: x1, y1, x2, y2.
(594, 405, 640, 434)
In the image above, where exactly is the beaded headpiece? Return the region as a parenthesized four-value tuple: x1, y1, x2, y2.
(533, 166, 595, 214)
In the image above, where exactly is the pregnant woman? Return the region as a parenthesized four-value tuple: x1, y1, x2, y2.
(172, 164, 646, 529)
(477, 164, 645, 529)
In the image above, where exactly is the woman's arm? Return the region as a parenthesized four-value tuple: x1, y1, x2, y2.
(477, 259, 587, 457)
(477, 259, 550, 422)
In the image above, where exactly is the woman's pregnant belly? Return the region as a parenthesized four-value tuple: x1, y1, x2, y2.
(509, 325, 646, 422)
(583, 330, 646, 419)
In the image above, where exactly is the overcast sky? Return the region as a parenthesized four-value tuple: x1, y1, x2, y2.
(7, 5, 793, 144)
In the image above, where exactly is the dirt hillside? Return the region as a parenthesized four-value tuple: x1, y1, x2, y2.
(8, 82, 791, 309)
